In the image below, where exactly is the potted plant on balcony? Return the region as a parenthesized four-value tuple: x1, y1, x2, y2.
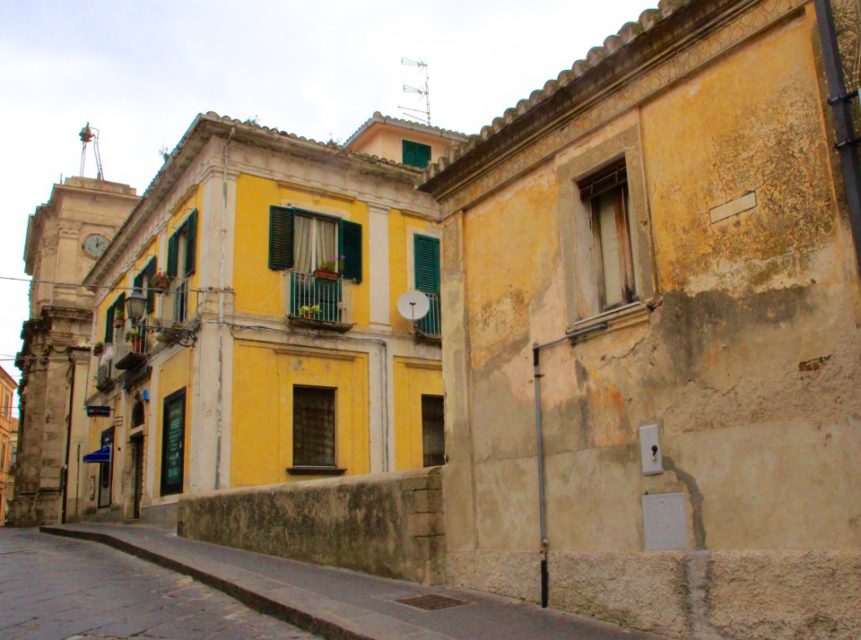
(92, 341, 104, 357)
(124, 330, 145, 353)
(150, 271, 171, 293)
(313, 256, 343, 281)
(299, 304, 321, 319)
(114, 309, 125, 328)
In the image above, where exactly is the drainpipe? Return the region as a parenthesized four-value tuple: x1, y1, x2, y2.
(61, 351, 76, 524)
(814, 0, 861, 277)
(532, 322, 607, 608)
(214, 127, 235, 490)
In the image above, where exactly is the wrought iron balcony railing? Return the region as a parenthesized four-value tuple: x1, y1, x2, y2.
(287, 272, 353, 330)
(415, 291, 441, 340)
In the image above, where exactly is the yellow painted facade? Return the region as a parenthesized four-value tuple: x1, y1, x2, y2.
(392, 357, 443, 470)
(81, 113, 449, 520)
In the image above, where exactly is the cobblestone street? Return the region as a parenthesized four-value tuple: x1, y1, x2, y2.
(0, 528, 319, 640)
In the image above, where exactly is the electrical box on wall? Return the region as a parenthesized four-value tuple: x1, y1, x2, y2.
(639, 423, 663, 475)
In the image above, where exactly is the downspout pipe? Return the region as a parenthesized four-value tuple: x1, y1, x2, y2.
(814, 0, 861, 277)
(532, 321, 607, 609)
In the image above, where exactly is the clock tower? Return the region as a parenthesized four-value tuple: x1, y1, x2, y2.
(10, 176, 139, 526)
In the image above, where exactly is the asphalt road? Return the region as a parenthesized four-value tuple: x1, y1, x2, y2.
(0, 527, 320, 640)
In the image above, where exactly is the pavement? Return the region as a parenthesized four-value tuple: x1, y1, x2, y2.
(37, 522, 663, 640)
(0, 527, 319, 639)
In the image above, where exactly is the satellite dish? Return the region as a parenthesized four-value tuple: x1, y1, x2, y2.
(397, 290, 430, 321)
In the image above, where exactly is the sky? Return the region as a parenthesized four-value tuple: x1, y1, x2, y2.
(0, 0, 655, 397)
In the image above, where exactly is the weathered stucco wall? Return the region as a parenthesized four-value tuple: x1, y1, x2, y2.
(178, 467, 444, 584)
(436, 1, 861, 638)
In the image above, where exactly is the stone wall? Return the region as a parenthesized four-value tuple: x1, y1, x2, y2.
(178, 467, 444, 584)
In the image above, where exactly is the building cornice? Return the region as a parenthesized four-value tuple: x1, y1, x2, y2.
(419, 0, 769, 201)
(85, 112, 431, 288)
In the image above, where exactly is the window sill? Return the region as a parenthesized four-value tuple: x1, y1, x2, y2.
(287, 315, 354, 334)
(287, 466, 347, 476)
(570, 300, 651, 343)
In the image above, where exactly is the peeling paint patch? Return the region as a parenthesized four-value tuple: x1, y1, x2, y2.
(709, 191, 757, 224)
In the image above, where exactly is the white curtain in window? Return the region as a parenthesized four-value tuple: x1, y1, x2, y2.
(316, 218, 337, 270)
(295, 215, 313, 274)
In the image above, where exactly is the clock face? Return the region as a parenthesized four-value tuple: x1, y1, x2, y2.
(83, 234, 109, 258)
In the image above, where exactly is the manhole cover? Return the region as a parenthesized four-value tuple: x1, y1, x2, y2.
(396, 594, 467, 610)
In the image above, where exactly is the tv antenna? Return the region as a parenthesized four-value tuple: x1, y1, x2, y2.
(399, 58, 431, 126)
(79, 122, 104, 180)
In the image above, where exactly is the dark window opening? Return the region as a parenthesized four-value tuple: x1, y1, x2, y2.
(421, 395, 445, 467)
(293, 385, 336, 467)
(579, 161, 636, 311)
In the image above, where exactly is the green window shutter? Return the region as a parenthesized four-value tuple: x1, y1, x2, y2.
(402, 140, 432, 168)
(269, 206, 295, 270)
(145, 257, 157, 313)
(167, 233, 179, 277)
(414, 235, 440, 293)
(340, 220, 362, 283)
(105, 305, 115, 344)
(133, 272, 144, 292)
(184, 209, 197, 276)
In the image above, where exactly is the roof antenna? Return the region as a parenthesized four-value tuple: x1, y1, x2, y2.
(399, 58, 431, 126)
(79, 122, 104, 180)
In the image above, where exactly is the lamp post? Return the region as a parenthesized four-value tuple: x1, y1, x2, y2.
(125, 291, 147, 326)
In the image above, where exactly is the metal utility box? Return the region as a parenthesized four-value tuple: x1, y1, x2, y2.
(642, 492, 688, 550)
(639, 423, 663, 475)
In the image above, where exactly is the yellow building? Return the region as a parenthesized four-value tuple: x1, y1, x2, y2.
(0, 366, 17, 524)
(419, 0, 861, 637)
(81, 113, 463, 523)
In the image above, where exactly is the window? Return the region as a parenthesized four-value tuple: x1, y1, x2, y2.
(269, 207, 362, 281)
(402, 140, 432, 168)
(579, 162, 636, 311)
(97, 427, 114, 508)
(166, 210, 197, 324)
(104, 293, 126, 344)
(133, 257, 157, 316)
(421, 395, 445, 467)
(414, 235, 441, 336)
(292, 385, 336, 468)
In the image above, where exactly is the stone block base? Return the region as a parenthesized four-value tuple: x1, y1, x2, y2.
(445, 549, 861, 639)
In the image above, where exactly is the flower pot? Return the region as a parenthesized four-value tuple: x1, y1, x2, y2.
(313, 268, 339, 281)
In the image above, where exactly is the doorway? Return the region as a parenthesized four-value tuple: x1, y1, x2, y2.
(130, 435, 144, 520)
(97, 427, 114, 509)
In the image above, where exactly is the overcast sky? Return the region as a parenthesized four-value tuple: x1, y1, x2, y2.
(0, 0, 655, 397)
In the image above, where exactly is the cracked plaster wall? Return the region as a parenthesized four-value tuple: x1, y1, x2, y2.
(440, 4, 861, 639)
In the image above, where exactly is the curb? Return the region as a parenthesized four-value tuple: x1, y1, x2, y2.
(40, 525, 374, 640)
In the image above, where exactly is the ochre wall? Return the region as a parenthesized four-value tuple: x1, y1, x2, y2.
(388, 209, 439, 334)
(231, 340, 369, 486)
(440, 4, 861, 638)
(155, 348, 194, 498)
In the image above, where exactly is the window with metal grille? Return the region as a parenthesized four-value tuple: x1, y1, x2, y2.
(580, 161, 636, 310)
(421, 395, 445, 467)
(293, 386, 336, 467)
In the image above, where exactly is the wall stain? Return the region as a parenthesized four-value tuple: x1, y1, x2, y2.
(663, 454, 707, 550)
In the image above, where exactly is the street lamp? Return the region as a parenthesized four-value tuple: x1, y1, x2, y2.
(126, 291, 147, 325)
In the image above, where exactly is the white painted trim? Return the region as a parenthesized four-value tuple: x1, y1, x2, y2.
(368, 205, 391, 329)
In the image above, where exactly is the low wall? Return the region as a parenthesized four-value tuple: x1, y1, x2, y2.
(445, 548, 861, 639)
(178, 467, 444, 584)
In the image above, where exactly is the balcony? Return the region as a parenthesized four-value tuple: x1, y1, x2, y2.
(287, 272, 354, 332)
(155, 283, 198, 346)
(114, 321, 152, 371)
(414, 292, 441, 342)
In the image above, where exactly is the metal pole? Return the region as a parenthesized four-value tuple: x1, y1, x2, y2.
(814, 0, 861, 277)
(532, 346, 549, 608)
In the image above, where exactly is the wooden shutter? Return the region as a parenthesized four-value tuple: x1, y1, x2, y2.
(402, 140, 432, 168)
(133, 272, 144, 292)
(269, 206, 295, 270)
(167, 233, 179, 277)
(414, 235, 440, 293)
(105, 304, 115, 343)
(145, 257, 157, 312)
(184, 210, 197, 276)
(340, 220, 362, 282)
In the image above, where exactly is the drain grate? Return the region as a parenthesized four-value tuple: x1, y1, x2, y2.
(396, 594, 467, 610)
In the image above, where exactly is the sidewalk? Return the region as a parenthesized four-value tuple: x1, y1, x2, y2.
(41, 523, 663, 640)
